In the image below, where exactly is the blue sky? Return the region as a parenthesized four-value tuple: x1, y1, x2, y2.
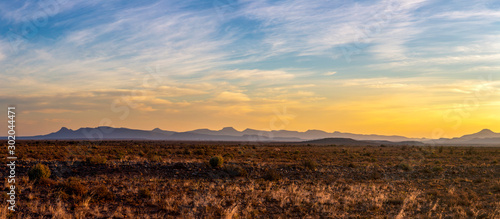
(1, 0, 499, 137)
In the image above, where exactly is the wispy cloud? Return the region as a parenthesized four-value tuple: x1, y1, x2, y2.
(213, 91, 251, 102)
(238, 0, 429, 61)
(0, 0, 98, 24)
(206, 69, 295, 81)
(1, 0, 499, 137)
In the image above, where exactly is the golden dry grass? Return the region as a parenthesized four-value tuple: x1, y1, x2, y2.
(1, 140, 499, 218)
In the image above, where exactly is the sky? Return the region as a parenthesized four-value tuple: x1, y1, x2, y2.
(1, 0, 499, 138)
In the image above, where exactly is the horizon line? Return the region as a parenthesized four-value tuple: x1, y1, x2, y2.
(14, 125, 498, 140)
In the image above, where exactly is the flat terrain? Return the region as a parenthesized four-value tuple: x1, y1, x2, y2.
(1, 140, 500, 218)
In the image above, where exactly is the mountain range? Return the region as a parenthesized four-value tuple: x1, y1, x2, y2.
(427, 129, 500, 145)
(14, 127, 500, 145)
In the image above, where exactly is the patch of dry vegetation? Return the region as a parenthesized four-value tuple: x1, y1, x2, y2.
(1, 140, 500, 218)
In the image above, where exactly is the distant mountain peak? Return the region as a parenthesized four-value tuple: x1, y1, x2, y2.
(243, 128, 258, 131)
(194, 128, 210, 131)
(477, 129, 494, 134)
(152, 128, 162, 131)
(58, 127, 71, 132)
(456, 128, 499, 140)
(221, 127, 238, 132)
(305, 129, 327, 133)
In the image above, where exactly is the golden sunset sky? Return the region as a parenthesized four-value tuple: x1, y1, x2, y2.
(1, 0, 499, 138)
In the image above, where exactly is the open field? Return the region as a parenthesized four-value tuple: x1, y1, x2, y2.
(1, 140, 500, 218)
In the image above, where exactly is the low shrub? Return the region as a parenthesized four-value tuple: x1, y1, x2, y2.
(93, 185, 114, 201)
(182, 148, 191, 155)
(62, 177, 87, 197)
(385, 198, 404, 205)
(397, 163, 412, 171)
(209, 155, 224, 168)
(224, 165, 248, 177)
(370, 171, 383, 180)
(193, 149, 205, 155)
(86, 155, 107, 165)
(263, 169, 281, 181)
(138, 188, 152, 199)
(432, 166, 444, 173)
(302, 159, 318, 170)
(28, 164, 51, 182)
(147, 153, 162, 163)
(38, 178, 57, 187)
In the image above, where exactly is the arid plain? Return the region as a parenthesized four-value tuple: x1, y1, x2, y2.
(1, 140, 499, 218)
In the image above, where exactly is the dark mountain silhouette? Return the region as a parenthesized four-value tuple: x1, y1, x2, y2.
(460, 137, 500, 145)
(152, 128, 176, 136)
(424, 129, 500, 145)
(301, 138, 425, 146)
(241, 128, 261, 136)
(201, 128, 419, 141)
(301, 138, 380, 146)
(368, 140, 425, 146)
(189, 127, 243, 136)
(25, 127, 173, 140)
(20, 126, 301, 142)
(14, 127, 500, 145)
(244, 129, 416, 141)
(457, 129, 500, 140)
